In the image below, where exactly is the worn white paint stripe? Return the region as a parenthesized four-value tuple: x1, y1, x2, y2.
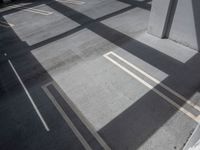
(0, 21, 14, 28)
(28, 8, 53, 13)
(0, 23, 10, 28)
(8, 59, 50, 131)
(42, 86, 92, 150)
(104, 54, 200, 123)
(51, 82, 111, 150)
(23, 9, 52, 15)
(9, 5, 53, 15)
(25, 9, 52, 15)
(106, 51, 200, 112)
(56, 0, 85, 5)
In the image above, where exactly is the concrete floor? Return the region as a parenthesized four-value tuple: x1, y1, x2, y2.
(0, 0, 200, 150)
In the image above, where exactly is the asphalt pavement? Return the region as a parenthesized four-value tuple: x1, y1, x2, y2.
(0, 0, 200, 150)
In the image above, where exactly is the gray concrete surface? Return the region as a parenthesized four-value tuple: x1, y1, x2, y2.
(169, 0, 200, 51)
(147, 0, 171, 38)
(183, 124, 200, 150)
(1, 0, 200, 150)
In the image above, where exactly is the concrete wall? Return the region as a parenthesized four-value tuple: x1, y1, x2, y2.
(169, 0, 200, 51)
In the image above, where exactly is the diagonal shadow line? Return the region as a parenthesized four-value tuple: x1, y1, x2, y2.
(46, 0, 200, 117)
(3, 0, 199, 102)
(118, 0, 152, 11)
(0, 3, 200, 150)
(0, 16, 174, 150)
(0, 17, 91, 150)
(1, 0, 151, 52)
(99, 46, 200, 150)
(31, 25, 84, 50)
(4, 0, 181, 77)
(158, 53, 200, 100)
(46, 1, 182, 76)
(96, 5, 137, 22)
(44, 0, 200, 100)
(0, 0, 151, 16)
(98, 78, 198, 150)
(31, 5, 137, 50)
(95, 0, 151, 22)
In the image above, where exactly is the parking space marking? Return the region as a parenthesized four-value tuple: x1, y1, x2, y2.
(42, 82, 111, 150)
(8, 58, 50, 132)
(107, 51, 200, 112)
(104, 52, 200, 123)
(42, 85, 92, 150)
(9, 5, 53, 15)
(0, 21, 14, 28)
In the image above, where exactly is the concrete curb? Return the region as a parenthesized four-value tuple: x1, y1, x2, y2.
(183, 124, 200, 150)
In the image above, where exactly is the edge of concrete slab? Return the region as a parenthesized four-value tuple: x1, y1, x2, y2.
(183, 124, 200, 150)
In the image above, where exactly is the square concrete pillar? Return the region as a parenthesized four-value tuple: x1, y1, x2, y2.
(147, 0, 172, 38)
(169, 0, 200, 51)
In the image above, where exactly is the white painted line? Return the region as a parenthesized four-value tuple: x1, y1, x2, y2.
(106, 51, 200, 112)
(0, 23, 10, 28)
(42, 86, 92, 150)
(56, 0, 85, 5)
(25, 8, 53, 15)
(51, 82, 112, 150)
(8, 59, 50, 131)
(104, 54, 200, 123)
(0, 21, 15, 28)
(197, 115, 200, 123)
(9, 5, 53, 15)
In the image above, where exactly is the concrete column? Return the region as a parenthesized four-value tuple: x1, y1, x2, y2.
(147, 0, 172, 38)
(169, 0, 200, 51)
(148, 0, 200, 51)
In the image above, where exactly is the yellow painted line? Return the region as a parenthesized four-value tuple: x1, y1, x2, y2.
(0, 21, 14, 28)
(107, 51, 200, 112)
(9, 5, 53, 15)
(104, 52, 200, 123)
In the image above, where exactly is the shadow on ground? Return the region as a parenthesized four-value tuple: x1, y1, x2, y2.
(0, 0, 200, 149)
